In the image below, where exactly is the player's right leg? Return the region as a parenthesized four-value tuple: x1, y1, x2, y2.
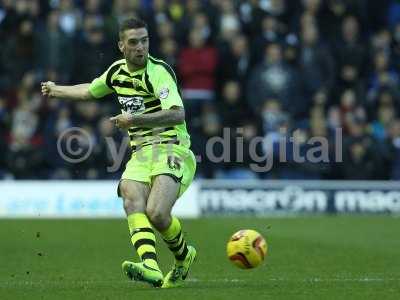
(119, 179, 163, 287)
(146, 175, 197, 289)
(145, 146, 197, 288)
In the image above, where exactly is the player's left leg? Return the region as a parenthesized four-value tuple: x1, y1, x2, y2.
(146, 175, 197, 288)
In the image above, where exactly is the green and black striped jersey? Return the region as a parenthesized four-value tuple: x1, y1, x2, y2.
(88, 55, 190, 149)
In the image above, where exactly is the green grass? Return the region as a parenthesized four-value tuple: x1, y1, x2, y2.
(0, 216, 399, 299)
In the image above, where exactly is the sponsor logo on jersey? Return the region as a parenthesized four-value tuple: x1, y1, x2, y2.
(159, 87, 169, 99)
(118, 96, 145, 114)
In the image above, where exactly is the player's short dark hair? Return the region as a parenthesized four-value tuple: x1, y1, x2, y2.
(119, 18, 148, 39)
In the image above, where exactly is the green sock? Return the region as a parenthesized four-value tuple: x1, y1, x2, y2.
(127, 213, 160, 270)
(160, 217, 189, 261)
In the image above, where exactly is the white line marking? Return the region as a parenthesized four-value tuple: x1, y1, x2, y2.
(188, 277, 399, 283)
(1, 277, 399, 287)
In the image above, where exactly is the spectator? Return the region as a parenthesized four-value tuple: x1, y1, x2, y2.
(178, 27, 218, 125)
(35, 10, 73, 83)
(178, 0, 203, 40)
(218, 34, 251, 87)
(92, 117, 126, 179)
(338, 89, 360, 133)
(389, 0, 400, 28)
(191, 103, 222, 178)
(251, 16, 285, 63)
(299, 24, 335, 101)
(73, 15, 115, 83)
(340, 113, 382, 179)
(392, 23, 400, 70)
(277, 126, 331, 180)
(7, 96, 44, 178)
(335, 15, 366, 73)
(370, 104, 396, 140)
(105, 0, 141, 38)
(246, 43, 300, 117)
(332, 16, 366, 102)
(341, 136, 381, 179)
(58, 0, 82, 36)
(153, 20, 176, 56)
(222, 120, 263, 180)
(386, 119, 400, 179)
(219, 80, 251, 128)
(84, 0, 103, 16)
(367, 50, 399, 103)
(43, 104, 73, 179)
(159, 37, 179, 68)
(0, 95, 10, 178)
(217, 0, 241, 42)
(1, 19, 35, 88)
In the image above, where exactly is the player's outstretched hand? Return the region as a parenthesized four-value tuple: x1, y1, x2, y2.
(41, 81, 55, 97)
(110, 113, 133, 129)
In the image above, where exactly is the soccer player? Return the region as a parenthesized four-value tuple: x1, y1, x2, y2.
(41, 18, 197, 288)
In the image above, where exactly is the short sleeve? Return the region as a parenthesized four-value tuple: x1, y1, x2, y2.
(153, 66, 183, 109)
(88, 69, 114, 99)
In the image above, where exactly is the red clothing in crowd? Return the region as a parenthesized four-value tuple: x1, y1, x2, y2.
(178, 46, 218, 91)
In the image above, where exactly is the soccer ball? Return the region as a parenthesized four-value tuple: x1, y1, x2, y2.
(226, 229, 268, 269)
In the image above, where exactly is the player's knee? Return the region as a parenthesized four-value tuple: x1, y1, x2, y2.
(119, 181, 134, 200)
(123, 196, 147, 214)
(119, 182, 146, 214)
(123, 198, 134, 213)
(146, 206, 162, 223)
(146, 206, 169, 229)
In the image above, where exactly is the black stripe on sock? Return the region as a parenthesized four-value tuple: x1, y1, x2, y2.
(164, 231, 182, 245)
(130, 227, 154, 237)
(142, 252, 157, 261)
(170, 238, 185, 252)
(134, 238, 156, 249)
(175, 245, 188, 261)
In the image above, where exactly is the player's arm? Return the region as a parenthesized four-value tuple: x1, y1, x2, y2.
(41, 64, 115, 100)
(41, 82, 93, 100)
(110, 107, 185, 129)
(110, 64, 185, 129)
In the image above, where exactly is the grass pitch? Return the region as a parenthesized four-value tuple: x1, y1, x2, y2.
(0, 216, 399, 299)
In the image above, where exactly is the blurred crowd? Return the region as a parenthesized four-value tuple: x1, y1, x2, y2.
(1, 0, 400, 180)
